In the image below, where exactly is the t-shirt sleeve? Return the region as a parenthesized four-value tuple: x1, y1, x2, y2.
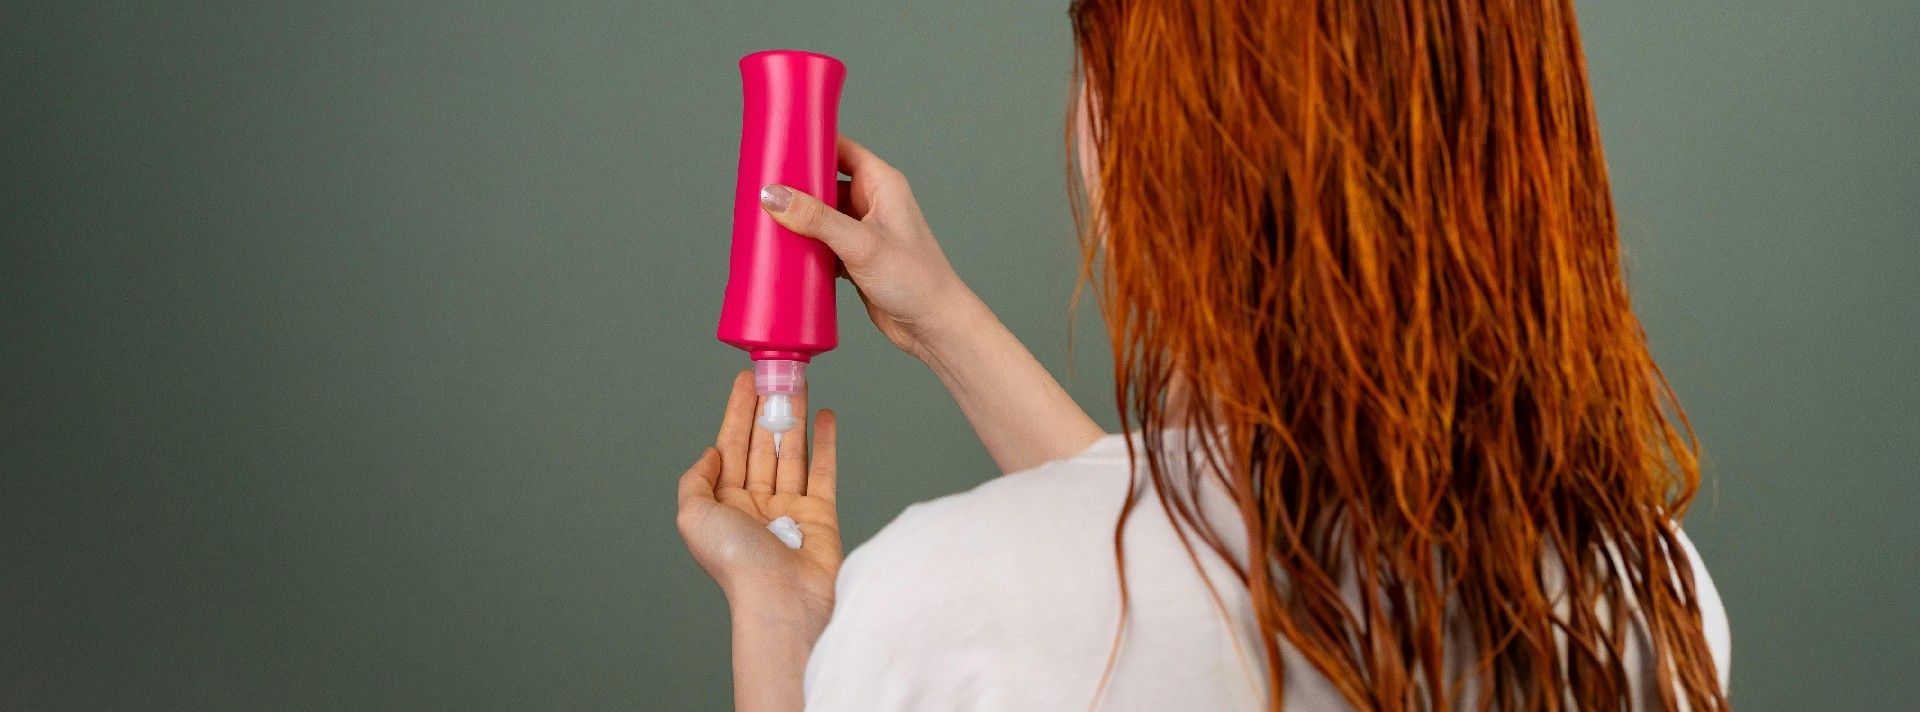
(1675, 529, 1733, 693)
(801, 501, 994, 711)
(801, 482, 1112, 712)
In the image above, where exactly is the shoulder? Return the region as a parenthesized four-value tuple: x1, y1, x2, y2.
(918, 433, 1136, 514)
(830, 434, 1135, 609)
(1671, 527, 1734, 690)
(802, 436, 1138, 708)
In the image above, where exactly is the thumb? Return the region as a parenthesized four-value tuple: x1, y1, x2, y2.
(677, 447, 721, 511)
(761, 184, 877, 265)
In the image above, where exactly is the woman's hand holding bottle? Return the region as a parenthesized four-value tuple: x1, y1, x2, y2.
(760, 136, 1103, 474)
(757, 135, 984, 362)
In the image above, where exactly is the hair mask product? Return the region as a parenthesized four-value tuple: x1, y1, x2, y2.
(714, 50, 845, 448)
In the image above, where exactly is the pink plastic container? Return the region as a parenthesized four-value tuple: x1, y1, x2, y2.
(716, 50, 845, 365)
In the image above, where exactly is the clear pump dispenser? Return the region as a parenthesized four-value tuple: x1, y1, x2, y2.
(753, 359, 805, 448)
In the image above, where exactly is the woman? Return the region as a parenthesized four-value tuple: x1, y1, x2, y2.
(677, 1, 1732, 709)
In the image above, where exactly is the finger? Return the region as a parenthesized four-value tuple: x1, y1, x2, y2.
(774, 381, 810, 495)
(836, 178, 862, 218)
(808, 409, 837, 503)
(836, 135, 907, 217)
(678, 447, 721, 509)
(745, 393, 777, 494)
(836, 135, 894, 182)
(716, 370, 755, 489)
(762, 183, 878, 266)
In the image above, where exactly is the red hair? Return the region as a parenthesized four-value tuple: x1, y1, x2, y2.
(1069, 1, 1728, 709)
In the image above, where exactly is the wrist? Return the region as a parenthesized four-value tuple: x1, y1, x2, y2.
(723, 582, 830, 712)
(908, 285, 997, 366)
(726, 583, 834, 638)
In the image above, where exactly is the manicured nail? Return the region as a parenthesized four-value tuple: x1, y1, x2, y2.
(760, 184, 793, 213)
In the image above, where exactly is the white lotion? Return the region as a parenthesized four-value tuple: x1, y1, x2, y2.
(767, 516, 803, 549)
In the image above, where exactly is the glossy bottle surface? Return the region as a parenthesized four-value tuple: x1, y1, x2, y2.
(715, 50, 844, 362)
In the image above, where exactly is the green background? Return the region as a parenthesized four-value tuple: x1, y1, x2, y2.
(3, 1, 1914, 709)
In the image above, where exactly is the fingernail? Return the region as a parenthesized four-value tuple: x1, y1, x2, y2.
(760, 184, 793, 213)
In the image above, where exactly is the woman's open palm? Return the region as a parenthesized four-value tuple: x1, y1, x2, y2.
(677, 371, 841, 608)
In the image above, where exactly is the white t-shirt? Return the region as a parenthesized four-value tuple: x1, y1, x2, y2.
(804, 432, 1731, 710)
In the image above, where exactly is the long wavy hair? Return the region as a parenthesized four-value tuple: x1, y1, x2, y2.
(1068, 1, 1728, 709)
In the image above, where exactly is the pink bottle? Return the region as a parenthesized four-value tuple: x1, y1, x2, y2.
(716, 50, 845, 442)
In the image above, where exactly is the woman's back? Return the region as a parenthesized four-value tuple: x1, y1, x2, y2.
(680, 2, 1739, 707)
(804, 433, 1730, 711)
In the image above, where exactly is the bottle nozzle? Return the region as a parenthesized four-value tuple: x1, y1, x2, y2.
(753, 359, 805, 450)
(758, 393, 797, 444)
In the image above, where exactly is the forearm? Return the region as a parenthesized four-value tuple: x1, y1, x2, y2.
(917, 291, 1105, 474)
(727, 589, 831, 712)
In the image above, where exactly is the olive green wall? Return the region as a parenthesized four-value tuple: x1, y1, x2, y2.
(2, 1, 1913, 709)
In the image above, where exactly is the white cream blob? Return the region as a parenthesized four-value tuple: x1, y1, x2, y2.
(767, 516, 803, 549)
